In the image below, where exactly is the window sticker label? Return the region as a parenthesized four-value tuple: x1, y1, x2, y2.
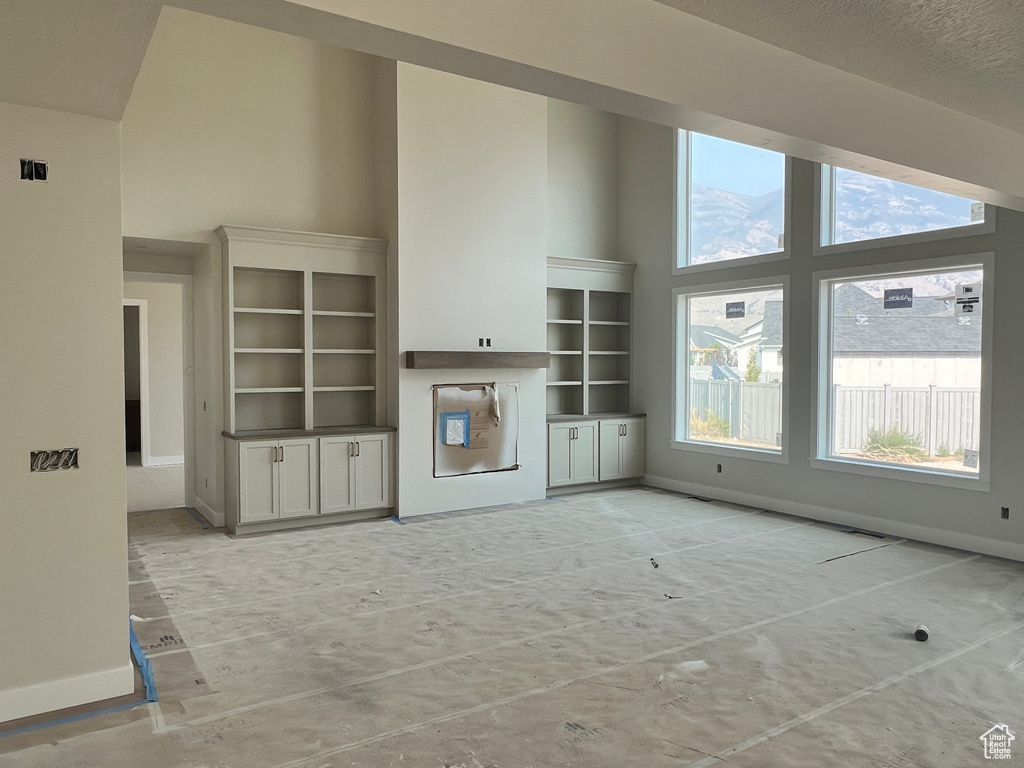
(970, 202, 985, 222)
(955, 283, 982, 316)
(725, 301, 746, 319)
(883, 288, 913, 309)
(963, 448, 979, 469)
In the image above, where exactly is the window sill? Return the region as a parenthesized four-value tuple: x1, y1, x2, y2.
(809, 457, 989, 491)
(674, 249, 789, 277)
(813, 212, 995, 258)
(671, 439, 788, 464)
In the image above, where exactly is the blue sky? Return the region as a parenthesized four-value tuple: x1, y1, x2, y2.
(690, 133, 785, 197)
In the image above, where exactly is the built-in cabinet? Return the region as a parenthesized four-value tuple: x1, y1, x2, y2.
(547, 421, 599, 487)
(225, 430, 393, 534)
(219, 226, 395, 534)
(598, 418, 645, 481)
(547, 258, 645, 488)
(320, 433, 391, 514)
(237, 438, 319, 523)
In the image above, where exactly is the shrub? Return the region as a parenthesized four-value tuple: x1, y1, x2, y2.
(937, 443, 950, 458)
(690, 409, 731, 439)
(864, 427, 925, 463)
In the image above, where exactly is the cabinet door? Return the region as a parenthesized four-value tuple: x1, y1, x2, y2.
(572, 422, 599, 484)
(279, 438, 318, 519)
(353, 434, 391, 510)
(547, 424, 574, 487)
(619, 418, 646, 479)
(598, 420, 623, 481)
(238, 441, 278, 523)
(320, 436, 356, 514)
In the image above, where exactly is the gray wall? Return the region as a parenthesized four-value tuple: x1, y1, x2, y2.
(621, 116, 1024, 560)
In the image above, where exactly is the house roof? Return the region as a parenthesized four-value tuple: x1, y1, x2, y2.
(690, 325, 742, 349)
(760, 301, 783, 347)
(833, 316, 981, 354)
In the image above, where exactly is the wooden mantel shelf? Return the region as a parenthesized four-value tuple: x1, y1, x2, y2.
(405, 351, 550, 369)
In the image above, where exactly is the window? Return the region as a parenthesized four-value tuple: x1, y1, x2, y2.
(675, 284, 785, 455)
(820, 165, 985, 248)
(676, 131, 787, 269)
(817, 260, 988, 481)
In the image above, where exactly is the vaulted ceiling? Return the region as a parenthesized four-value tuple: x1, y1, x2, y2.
(656, 0, 1024, 134)
(1, 0, 1022, 207)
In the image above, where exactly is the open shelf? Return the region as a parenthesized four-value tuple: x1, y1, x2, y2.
(590, 291, 630, 323)
(589, 382, 630, 414)
(312, 273, 374, 314)
(547, 288, 584, 322)
(235, 391, 304, 431)
(233, 268, 303, 312)
(314, 389, 373, 428)
(546, 385, 584, 416)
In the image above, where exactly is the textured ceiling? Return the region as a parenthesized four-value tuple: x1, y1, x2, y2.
(0, 0, 162, 120)
(655, 0, 1024, 134)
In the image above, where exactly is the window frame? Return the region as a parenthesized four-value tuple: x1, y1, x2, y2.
(813, 164, 996, 257)
(811, 252, 994, 490)
(672, 275, 790, 463)
(674, 130, 793, 275)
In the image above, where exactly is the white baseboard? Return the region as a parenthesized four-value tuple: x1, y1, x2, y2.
(145, 454, 184, 467)
(644, 474, 1024, 563)
(0, 664, 135, 725)
(194, 498, 224, 528)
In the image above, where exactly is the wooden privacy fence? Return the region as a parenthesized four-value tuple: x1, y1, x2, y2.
(832, 385, 980, 456)
(689, 379, 781, 447)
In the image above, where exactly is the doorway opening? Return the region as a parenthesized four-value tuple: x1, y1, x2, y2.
(123, 274, 193, 513)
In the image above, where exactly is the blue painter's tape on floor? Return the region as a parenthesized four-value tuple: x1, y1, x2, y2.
(390, 515, 406, 525)
(129, 619, 158, 703)
(0, 699, 146, 739)
(185, 507, 212, 529)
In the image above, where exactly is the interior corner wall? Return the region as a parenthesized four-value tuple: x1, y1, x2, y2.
(0, 101, 133, 722)
(619, 115, 1024, 561)
(395, 64, 548, 516)
(547, 99, 620, 261)
(122, 281, 186, 463)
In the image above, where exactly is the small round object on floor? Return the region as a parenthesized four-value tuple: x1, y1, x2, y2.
(915, 625, 929, 642)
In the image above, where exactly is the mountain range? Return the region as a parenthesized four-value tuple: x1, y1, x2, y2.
(689, 172, 978, 267)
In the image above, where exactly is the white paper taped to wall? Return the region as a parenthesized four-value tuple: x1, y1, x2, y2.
(433, 382, 519, 477)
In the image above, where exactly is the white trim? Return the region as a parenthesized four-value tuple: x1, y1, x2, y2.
(0, 664, 135, 724)
(643, 475, 1024, 562)
(809, 457, 989, 491)
(672, 276, 790, 460)
(215, 224, 388, 253)
(670, 439, 787, 463)
(147, 454, 185, 467)
(811, 252, 994, 486)
(546, 256, 636, 275)
(673, 129, 791, 275)
(812, 164, 996, 257)
(193, 497, 225, 528)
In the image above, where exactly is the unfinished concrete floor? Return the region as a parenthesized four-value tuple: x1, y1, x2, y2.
(3, 486, 1023, 766)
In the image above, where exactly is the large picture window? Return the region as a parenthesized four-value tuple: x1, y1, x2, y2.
(817, 259, 989, 481)
(820, 165, 985, 248)
(675, 284, 785, 455)
(676, 131, 787, 269)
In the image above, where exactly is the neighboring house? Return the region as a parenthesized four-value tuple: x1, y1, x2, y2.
(737, 301, 783, 381)
(831, 284, 981, 387)
(689, 325, 743, 379)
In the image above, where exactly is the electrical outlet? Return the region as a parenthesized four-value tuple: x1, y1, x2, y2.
(486, 337, 492, 347)
(20, 159, 34, 180)
(478, 337, 484, 347)
(716, 464, 722, 473)
(32, 161, 47, 182)
(1001, 506, 1009, 520)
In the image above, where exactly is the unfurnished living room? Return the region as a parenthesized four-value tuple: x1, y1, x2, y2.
(3, 2, 1024, 766)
